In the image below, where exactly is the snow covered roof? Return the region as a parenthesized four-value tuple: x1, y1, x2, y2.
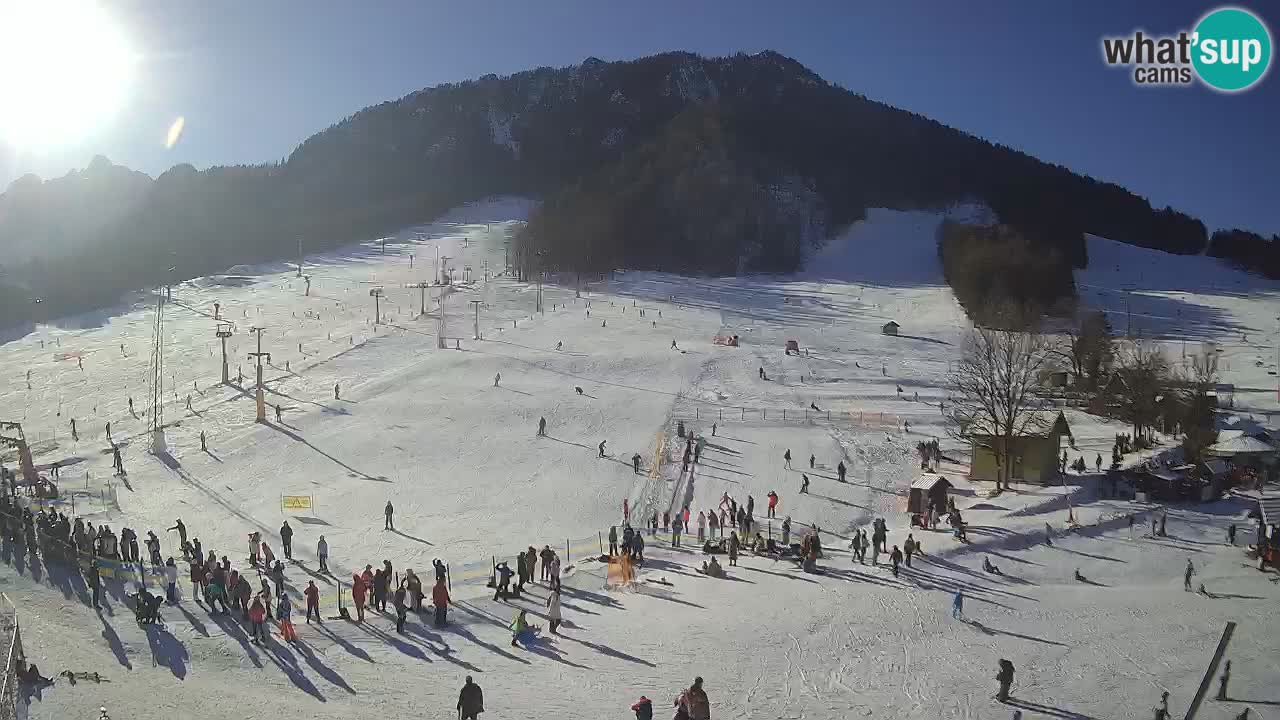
(911, 474, 964, 490)
(1206, 435, 1276, 455)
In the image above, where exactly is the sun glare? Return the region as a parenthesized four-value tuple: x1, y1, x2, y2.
(0, 0, 137, 149)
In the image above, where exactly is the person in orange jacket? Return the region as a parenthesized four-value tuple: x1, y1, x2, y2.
(431, 578, 450, 627)
(351, 573, 367, 622)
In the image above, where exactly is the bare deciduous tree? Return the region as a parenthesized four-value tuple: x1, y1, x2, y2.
(1112, 340, 1170, 441)
(1055, 311, 1115, 388)
(948, 324, 1055, 491)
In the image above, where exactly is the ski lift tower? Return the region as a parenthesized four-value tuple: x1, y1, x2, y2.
(147, 287, 168, 454)
(216, 323, 234, 385)
(248, 327, 270, 422)
(407, 283, 430, 318)
(369, 287, 385, 325)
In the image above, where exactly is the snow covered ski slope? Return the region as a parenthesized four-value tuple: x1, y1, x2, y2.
(1, 201, 1277, 720)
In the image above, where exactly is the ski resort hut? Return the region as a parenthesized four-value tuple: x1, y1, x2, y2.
(908, 474, 953, 514)
(881, 321, 900, 336)
(968, 412, 1073, 485)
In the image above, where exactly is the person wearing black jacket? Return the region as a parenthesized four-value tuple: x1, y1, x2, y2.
(457, 676, 484, 720)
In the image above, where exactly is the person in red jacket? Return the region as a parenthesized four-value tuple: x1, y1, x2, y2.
(304, 580, 321, 624)
(431, 578, 451, 627)
(351, 573, 367, 622)
(248, 595, 268, 644)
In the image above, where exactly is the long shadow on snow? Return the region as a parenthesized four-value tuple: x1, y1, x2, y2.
(293, 638, 357, 695)
(144, 623, 189, 679)
(966, 619, 1066, 647)
(312, 621, 375, 664)
(208, 611, 264, 669)
(99, 615, 133, 670)
(402, 622, 483, 672)
(1003, 697, 1099, 720)
(559, 634, 656, 667)
(261, 420, 390, 482)
(259, 638, 326, 702)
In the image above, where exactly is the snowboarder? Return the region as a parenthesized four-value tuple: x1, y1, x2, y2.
(510, 608, 533, 647)
(457, 676, 484, 720)
(598, 440, 607, 458)
(384, 501, 394, 530)
(1184, 558, 1195, 591)
(996, 659, 1015, 702)
(537, 416, 547, 436)
(317, 535, 329, 572)
(784, 449, 792, 468)
(280, 521, 293, 560)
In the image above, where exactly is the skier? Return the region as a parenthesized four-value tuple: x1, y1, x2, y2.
(546, 586, 563, 634)
(304, 580, 320, 623)
(493, 561, 513, 601)
(598, 440, 607, 458)
(1095, 453, 1102, 472)
(837, 460, 846, 483)
(537, 416, 547, 436)
(432, 578, 450, 627)
(510, 608, 533, 647)
(128, 397, 134, 416)
(199, 431, 207, 452)
(168, 519, 188, 550)
(996, 660, 1015, 702)
(952, 590, 964, 619)
(279, 521, 293, 560)
(1184, 558, 1195, 591)
(384, 501, 395, 530)
(317, 535, 329, 572)
(696, 511, 706, 542)
(248, 595, 269, 644)
(392, 581, 408, 633)
(1159, 512, 1167, 537)
(904, 533, 916, 567)
(632, 453, 642, 474)
(608, 526, 619, 556)
(164, 557, 179, 603)
(457, 676, 484, 720)
(784, 449, 792, 468)
(1227, 524, 1236, 545)
(70, 418, 78, 441)
(671, 339, 678, 350)
(334, 383, 340, 400)
(809, 453, 815, 469)
(767, 491, 778, 518)
(728, 532, 740, 566)
(672, 512, 684, 548)
(493, 372, 501, 387)
(274, 404, 283, 423)
(800, 475, 810, 494)
(105, 422, 112, 441)
(890, 545, 903, 577)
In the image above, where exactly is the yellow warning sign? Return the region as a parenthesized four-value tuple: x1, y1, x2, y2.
(281, 495, 313, 511)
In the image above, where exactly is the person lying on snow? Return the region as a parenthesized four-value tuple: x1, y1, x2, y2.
(699, 556, 726, 578)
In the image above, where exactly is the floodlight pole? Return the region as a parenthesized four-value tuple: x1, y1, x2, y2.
(470, 300, 483, 339)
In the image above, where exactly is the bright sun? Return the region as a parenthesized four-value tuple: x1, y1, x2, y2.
(0, 0, 136, 149)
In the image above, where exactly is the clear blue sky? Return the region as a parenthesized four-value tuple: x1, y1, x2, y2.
(2, 0, 1277, 236)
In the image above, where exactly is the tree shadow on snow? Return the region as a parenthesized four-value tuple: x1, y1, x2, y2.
(261, 420, 390, 482)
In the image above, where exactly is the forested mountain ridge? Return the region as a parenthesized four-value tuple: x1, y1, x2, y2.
(0, 50, 1273, 329)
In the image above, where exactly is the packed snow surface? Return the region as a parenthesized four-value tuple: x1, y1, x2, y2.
(1, 201, 1277, 719)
